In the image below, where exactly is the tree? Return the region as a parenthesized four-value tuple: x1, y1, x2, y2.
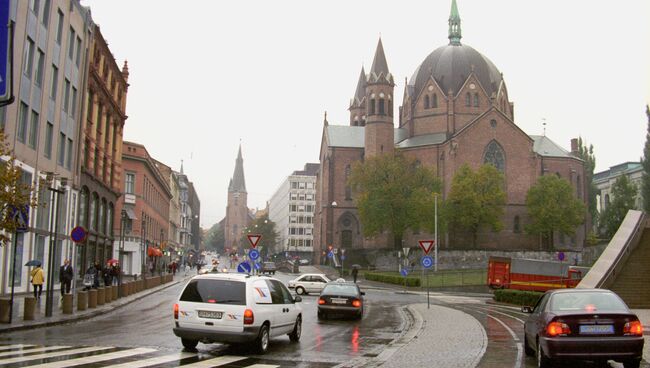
(600, 175, 638, 237)
(240, 214, 278, 258)
(203, 223, 224, 252)
(348, 153, 441, 249)
(446, 164, 506, 247)
(642, 105, 650, 212)
(0, 131, 37, 246)
(525, 175, 586, 247)
(576, 137, 598, 225)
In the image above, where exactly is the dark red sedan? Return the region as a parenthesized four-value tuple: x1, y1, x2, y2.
(522, 288, 644, 368)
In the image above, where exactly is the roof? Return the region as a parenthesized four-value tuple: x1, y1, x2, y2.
(396, 132, 447, 149)
(228, 145, 247, 193)
(530, 135, 573, 158)
(593, 162, 642, 181)
(325, 125, 408, 148)
(370, 38, 389, 78)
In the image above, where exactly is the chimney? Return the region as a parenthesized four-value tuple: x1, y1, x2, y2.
(570, 138, 579, 155)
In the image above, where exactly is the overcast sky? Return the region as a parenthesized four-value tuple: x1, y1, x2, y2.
(81, 0, 650, 228)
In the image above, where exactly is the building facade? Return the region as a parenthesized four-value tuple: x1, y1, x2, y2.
(314, 0, 587, 262)
(269, 163, 318, 257)
(224, 145, 251, 251)
(188, 181, 201, 250)
(594, 162, 644, 213)
(0, 0, 93, 295)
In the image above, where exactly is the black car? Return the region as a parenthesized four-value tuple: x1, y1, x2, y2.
(317, 280, 365, 320)
(522, 288, 644, 368)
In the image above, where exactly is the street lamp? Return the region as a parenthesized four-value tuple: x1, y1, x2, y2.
(119, 210, 127, 296)
(45, 175, 66, 318)
(140, 217, 146, 278)
(325, 201, 337, 265)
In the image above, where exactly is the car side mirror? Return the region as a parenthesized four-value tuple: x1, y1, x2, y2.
(521, 306, 533, 313)
(294, 295, 302, 303)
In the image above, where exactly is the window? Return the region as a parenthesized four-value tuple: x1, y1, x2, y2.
(63, 79, 70, 112)
(306, 182, 314, 189)
(345, 165, 352, 200)
(370, 99, 375, 115)
(17, 102, 29, 143)
(388, 98, 393, 116)
(44, 122, 53, 158)
(465, 92, 471, 107)
(55, 9, 63, 45)
(29, 0, 40, 16)
(34, 49, 45, 86)
(378, 98, 385, 115)
(66, 138, 73, 169)
(306, 194, 313, 201)
(70, 87, 77, 118)
(299, 182, 305, 189)
(514, 216, 521, 233)
(125, 173, 135, 194)
(23, 38, 35, 78)
(424, 95, 430, 109)
(28, 110, 39, 149)
(91, 194, 99, 231)
(290, 193, 297, 200)
(483, 140, 505, 172)
(473, 93, 479, 107)
(98, 200, 105, 233)
(291, 181, 298, 189)
(432, 93, 438, 108)
(75, 36, 82, 66)
(68, 27, 76, 59)
(57, 133, 65, 165)
(41, 0, 51, 27)
(50, 65, 58, 100)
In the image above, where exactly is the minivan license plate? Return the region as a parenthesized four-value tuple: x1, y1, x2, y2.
(579, 325, 614, 334)
(198, 310, 222, 319)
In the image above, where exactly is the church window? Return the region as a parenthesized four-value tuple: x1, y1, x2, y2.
(490, 119, 497, 128)
(432, 94, 438, 108)
(465, 93, 471, 107)
(370, 99, 376, 115)
(474, 93, 479, 107)
(379, 98, 385, 115)
(483, 140, 505, 172)
(514, 216, 521, 233)
(424, 95, 430, 109)
(388, 98, 393, 116)
(577, 175, 582, 199)
(345, 165, 352, 200)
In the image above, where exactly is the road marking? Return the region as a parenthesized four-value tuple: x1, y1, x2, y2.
(0, 345, 72, 357)
(99, 351, 196, 368)
(180, 355, 248, 367)
(472, 305, 526, 324)
(0, 346, 112, 365)
(0, 344, 36, 352)
(29, 347, 157, 367)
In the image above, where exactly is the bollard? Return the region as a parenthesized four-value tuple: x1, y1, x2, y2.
(127, 282, 133, 296)
(77, 291, 87, 311)
(0, 298, 10, 323)
(23, 297, 36, 321)
(112, 284, 118, 300)
(119, 283, 127, 297)
(96, 287, 105, 306)
(62, 294, 73, 314)
(88, 289, 97, 308)
(105, 286, 112, 303)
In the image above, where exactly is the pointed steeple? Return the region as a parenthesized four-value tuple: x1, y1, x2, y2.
(228, 145, 247, 193)
(180, 159, 184, 174)
(353, 66, 367, 103)
(448, 0, 462, 46)
(370, 38, 389, 77)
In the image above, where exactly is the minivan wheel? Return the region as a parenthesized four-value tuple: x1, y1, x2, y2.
(623, 358, 641, 368)
(536, 339, 552, 368)
(255, 324, 270, 354)
(181, 338, 198, 350)
(296, 286, 306, 295)
(289, 316, 302, 342)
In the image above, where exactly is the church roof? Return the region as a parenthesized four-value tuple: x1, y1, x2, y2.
(325, 125, 407, 148)
(530, 135, 573, 158)
(396, 132, 448, 149)
(228, 145, 247, 192)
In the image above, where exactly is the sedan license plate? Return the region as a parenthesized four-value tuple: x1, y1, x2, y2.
(579, 325, 614, 334)
(198, 310, 223, 319)
(331, 298, 348, 305)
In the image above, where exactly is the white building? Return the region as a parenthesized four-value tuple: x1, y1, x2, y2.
(268, 164, 319, 257)
(594, 162, 644, 212)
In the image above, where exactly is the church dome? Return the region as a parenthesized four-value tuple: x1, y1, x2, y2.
(409, 43, 503, 100)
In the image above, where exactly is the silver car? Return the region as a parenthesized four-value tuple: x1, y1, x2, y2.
(287, 273, 331, 295)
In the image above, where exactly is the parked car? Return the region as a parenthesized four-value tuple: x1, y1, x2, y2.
(522, 288, 644, 368)
(261, 262, 277, 275)
(288, 273, 331, 295)
(173, 273, 302, 353)
(317, 280, 365, 320)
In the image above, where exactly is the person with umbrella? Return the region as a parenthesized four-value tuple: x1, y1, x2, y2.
(29, 261, 44, 299)
(59, 259, 73, 295)
(351, 264, 361, 283)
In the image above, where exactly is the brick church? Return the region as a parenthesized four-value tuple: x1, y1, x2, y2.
(223, 145, 253, 251)
(313, 0, 588, 259)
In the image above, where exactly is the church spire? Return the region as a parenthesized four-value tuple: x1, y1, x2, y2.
(228, 145, 247, 193)
(370, 38, 389, 78)
(448, 0, 462, 46)
(354, 66, 367, 103)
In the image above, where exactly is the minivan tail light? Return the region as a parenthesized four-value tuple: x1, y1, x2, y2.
(244, 309, 254, 325)
(624, 320, 643, 336)
(546, 321, 571, 337)
(352, 299, 362, 308)
(173, 303, 179, 320)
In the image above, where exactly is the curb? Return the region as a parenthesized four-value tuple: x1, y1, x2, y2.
(0, 277, 188, 334)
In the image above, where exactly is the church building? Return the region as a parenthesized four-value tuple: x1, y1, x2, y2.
(314, 0, 588, 259)
(224, 146, 253, 250)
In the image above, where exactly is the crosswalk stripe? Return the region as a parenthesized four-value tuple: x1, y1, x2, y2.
(246, 364, 281, 368)
(108, 352, 197, 368)
(0, 344, 36, 352)
(0, 346, 112, 365)
(29, 347, 157, 367)
(0, 345, 72, 358)
(180, 355, 248, 367)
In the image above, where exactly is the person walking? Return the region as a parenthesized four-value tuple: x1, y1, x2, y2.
(83, 263, 98, 291)
(111, 264, 120, 285)
(351, 267, 359, 283)
(30, 265, 45, 299)
(59, 259, 73, 295)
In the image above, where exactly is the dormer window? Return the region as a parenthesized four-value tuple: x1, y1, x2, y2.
(432, 94, 438, 108)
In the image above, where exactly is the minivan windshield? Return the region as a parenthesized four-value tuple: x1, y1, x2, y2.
(180, 279, 246, 305)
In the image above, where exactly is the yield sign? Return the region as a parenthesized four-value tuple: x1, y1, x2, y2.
(418, 240, 435, 255)
(247, 234, 262, 248)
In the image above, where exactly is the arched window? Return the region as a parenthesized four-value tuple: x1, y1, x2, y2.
(483, 140, 505, 172)
(107, 203, 114, 237)
(370, 99, 376, 115)
(99, 199, 106, 234)
(79, 187, 89, 228)
(514, 216, 521, 233)
(424, 95, 430, 109)
(345, 165, 352, 200)
(378, 98, 385, 115)
(388, 98, 393, 116)
(89, 193, 98, 231)
(576, 175, 582, 199)
(474, 93, 479, 107)
(465, 93, 471, 107)
(432, 94, 438, 108)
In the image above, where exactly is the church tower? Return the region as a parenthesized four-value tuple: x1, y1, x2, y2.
(349, 67, 367, 126)
(364, 38, 395, 156)
(224, 145, 250, 250)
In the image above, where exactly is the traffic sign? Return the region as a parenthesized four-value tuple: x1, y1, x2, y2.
(327, 251, 334, 259)
(70, 226, 87, 243)
(418, 240, 435, 255)
(400, 268, 408, 277)
(557, 252, 565, 261)
(254, 262, 262, 270)
(249, 249, 260, 261)
(237, 262, 252, 273)
(421, 256, 434, 269)
(10, 205, 29, 233)
(402, 247, 410, 257)
(333, 248, 338, 254)
(247, 234, 262, 248)
(0, 0, 12, 102)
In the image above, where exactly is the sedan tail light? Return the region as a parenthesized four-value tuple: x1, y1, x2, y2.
(624, 320, 643, 336)
(318, 298, 326, 305)
(173, 303, 179, 320)
(352, 299, 362, 308)
(244, 309, 254, 325)
(546, 321, 571, 337)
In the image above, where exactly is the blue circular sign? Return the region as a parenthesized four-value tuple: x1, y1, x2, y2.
(237, 262, 252, 273)
(327, 251, 334, 259)
(249, 249, 260, 261)
(558, 252, 565, 261)
(400, 268, 408, 277)
(340, 255, 346, 261)
(71, 226, 87, 243)
(421, 256, 434, 269)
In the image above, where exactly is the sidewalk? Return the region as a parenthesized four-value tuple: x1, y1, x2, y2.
(0, 273, 191, 334)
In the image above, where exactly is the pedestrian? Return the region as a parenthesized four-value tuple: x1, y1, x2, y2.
(352, 267, 359, 283)
(93, 261, 102, 288)
(59, 259, 73, 295)
(30, 265, 45, 299)
(103, 264, 112, 287)
(111, 264, 120, 285)
(184, 262, 189, 276)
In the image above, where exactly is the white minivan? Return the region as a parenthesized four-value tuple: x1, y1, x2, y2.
(173, 273, 302, 353)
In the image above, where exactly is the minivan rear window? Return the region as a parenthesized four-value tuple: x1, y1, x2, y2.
(180, 279, 246, 305)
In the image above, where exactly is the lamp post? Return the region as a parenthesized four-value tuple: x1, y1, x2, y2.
(160, 229, 164, 275)
(325, 201, 337, 266)
(140, 218, 145, 278)
(119, 210, 127, 296)
(45, 175, 66, 318)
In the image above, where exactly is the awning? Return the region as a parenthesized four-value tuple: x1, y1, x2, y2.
(124, 208, 137, 220)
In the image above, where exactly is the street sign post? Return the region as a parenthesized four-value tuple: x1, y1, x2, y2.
(0, 0, 13, 105)
(418, 240, 435, 254)
(421, 256, 434, 269)
(247, 234, 261, 248)
(70, 226, 88, 243)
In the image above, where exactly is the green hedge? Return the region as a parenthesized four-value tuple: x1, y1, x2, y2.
(493, 289, 543, 306)
(364, 272, 421, 287)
